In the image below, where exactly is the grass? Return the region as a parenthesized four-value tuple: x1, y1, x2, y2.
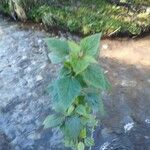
(0, 0, 150, 36)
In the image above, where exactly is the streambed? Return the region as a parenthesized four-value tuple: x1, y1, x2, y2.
(0, 16, 150, 150)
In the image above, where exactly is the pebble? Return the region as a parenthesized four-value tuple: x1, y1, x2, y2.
(100, 142, 110, 150)
(124, 122, 134, 133)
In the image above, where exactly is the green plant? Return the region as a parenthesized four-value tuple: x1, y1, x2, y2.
(1, 0, 150, 35)
(43, 33, 110, 150)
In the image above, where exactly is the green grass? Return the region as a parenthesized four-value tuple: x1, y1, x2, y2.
(0, 0, 150, 36)
(134, 0, 150, 5)
(0, 3, 9, 15)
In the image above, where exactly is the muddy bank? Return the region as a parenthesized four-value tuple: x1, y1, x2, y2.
(95, 37, 150, 150)
(0, 16, 150, 150)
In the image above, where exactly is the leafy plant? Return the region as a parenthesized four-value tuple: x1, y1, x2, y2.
(44, 33, 111, 150)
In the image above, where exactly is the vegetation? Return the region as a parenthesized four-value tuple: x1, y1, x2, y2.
(43, 33, 110, 150)
(0, 0, 150, 36)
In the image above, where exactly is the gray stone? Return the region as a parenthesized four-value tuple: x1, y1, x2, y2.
(0, 17, 63, 150)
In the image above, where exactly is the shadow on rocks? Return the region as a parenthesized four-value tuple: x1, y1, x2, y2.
(0, 131, 11, 150)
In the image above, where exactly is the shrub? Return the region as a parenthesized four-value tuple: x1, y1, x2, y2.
(43, 33, 111, 150)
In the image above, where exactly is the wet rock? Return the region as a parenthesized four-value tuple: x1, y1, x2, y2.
(0, 131, 11, 150)
(0, 17, 65, 150)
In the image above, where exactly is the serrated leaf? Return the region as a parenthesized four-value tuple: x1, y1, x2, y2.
(57, 77, 81, 110)
(68, 40, 81, 54)
(48, 52, 65, 64)
(75, 74, 87, 87)
(84, 137, 94, 147)
(82, 64, 111, 90)
(71, 55, 97, 74)
(78, 142, 85, 150)
(59, 66, 71, 77)
(43, 114, 64, 129)
(86, 92, 105, 115)
(48, 81, 65, 112)
(80, 33, 101, 57)
(45, 38, 70, 63)
(45, 38, 70, 55)
(75, 105, 87, 117)
(63, 116, 82, 139)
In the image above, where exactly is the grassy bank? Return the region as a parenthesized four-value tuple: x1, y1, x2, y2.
(0, 0, 150, 36)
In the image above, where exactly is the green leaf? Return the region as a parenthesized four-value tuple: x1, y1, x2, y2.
(43, 114, 64, 129)
(57, 77, 81, 110)
(78, 142, 85, 150)
(59, 66, 71, 77)
(63, 116, 82, 139)
(64, 138, 76, 148)
(80, 33, 101, 57)
(45, 38, 70, 63)
(48, 52, 65, 64)
(75, 74, 87, 87)
(68, 40, 81, 54)
(48, 81, 65, 113)
(75, 105, 87, 117)
(84, 137, 94, 147)
(86, 115, 98, 127)
(86, 92, 105, 115)
(45, 38, 70, 55)
(80, 128, 87, 139)
(67, 105, 75, 115)
(71, 55, 97, 74)
(82, 64, 111, 90)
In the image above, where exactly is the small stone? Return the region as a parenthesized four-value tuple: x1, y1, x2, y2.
(40, 63, 46, 69)
(124, 122, 134, 133)
(36, 75, 43, 81)
(100, 142, 110, 150)
(38, 39, 42, 44)
(26, 67, 32, 72)
(102, 44, 109, 50)
(144, 136, 150, 140)
(22, 56, 27, 60)
(145, 119, 150, 124)
(28, 132, 41, 140)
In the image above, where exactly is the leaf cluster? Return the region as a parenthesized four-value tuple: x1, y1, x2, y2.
(43, 33, 111, 150)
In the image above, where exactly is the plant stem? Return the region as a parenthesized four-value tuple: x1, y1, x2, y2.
(89, 126, 94, 150)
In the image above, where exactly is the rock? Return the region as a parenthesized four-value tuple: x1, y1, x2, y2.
(0, 17, 63, 150)
(124, 122, 134, 133)
(0, 131, 11, 150)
